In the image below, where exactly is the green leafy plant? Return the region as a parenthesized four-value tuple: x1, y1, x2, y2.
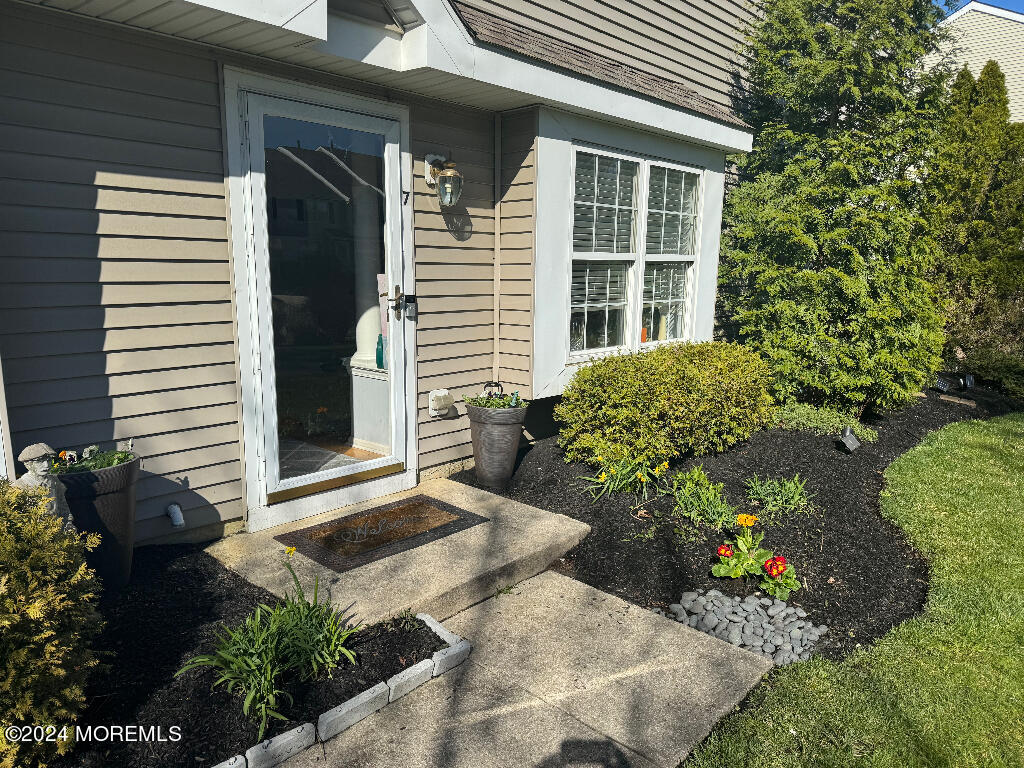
(774, 402, 878, 442)
(0, 481, 103, 768)
(177, 555, 358, 739)
(666, 466, 736, 531)
(556, 342, 775, 465)
(745, 474, 814, 524)
(464, 391, 527, 408)
(50, 443, 135, 474)
(581, 455, 668, 502)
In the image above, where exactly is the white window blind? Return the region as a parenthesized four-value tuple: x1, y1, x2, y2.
(573, 152, 639, 254)
(642, 262, 690, 343)
(645, 165, 699, 256)
(570, 261, 628, 352)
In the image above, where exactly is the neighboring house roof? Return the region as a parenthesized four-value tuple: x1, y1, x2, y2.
(939, 1, 1024, 121)
(450, 1, 749, 129)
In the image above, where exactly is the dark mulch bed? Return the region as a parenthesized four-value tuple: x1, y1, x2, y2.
(54, 545, 444, 768)
(453, 387, 1020, 660)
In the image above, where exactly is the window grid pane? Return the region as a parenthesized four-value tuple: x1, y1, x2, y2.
(646, 166, 699, 256)
(642, 262, 690, 343)
(572, 151, 639, 255)
(570, 261, 628, 352)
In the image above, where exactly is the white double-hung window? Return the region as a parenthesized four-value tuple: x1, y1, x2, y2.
(569, 147, 702, 357)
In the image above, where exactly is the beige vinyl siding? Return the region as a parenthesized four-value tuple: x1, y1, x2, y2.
(412, 105, 499, 471)
(942, 9, 1024, 122)
(0, 7, 242, 544)
(457, 0, 755, 111)
(498, 109, 538, 397)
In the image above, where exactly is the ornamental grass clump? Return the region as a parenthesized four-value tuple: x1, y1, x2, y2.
(666, 466, 736, 531)
(555, 341, 775, 465)
(581, 455, 668, 502)
(0, 481, 103, 768)
(177, 551, 359, 739)
(745, 473, 814, 524)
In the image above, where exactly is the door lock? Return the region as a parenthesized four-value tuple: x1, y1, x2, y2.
(380, 284, 404, 319)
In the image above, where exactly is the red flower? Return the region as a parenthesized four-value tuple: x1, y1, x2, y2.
(717, 544, 734, 558)
(764, 556, 788, 578)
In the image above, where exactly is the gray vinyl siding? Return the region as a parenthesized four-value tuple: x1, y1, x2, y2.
(941, 9, 1024, 122)
(0, 1, 532, 504)
(498, 109, 537, 397)
(0, 6, 242, 543)
(456, 0, 755, 112)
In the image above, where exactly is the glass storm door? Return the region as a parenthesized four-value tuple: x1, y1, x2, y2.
(245, 94, 408, 505)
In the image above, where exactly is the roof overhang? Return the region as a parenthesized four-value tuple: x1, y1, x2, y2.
(941, 1, 1024, 26)
(15, 0, 752, 153)
(315, 0, 752, 152)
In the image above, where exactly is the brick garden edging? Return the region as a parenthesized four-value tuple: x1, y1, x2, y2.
(212, 614, 471, 768)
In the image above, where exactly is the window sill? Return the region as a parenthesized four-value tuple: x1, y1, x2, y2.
(566, 346, 628, 366)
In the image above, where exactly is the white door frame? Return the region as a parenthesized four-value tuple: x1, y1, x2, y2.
(224, 67, 418, 532)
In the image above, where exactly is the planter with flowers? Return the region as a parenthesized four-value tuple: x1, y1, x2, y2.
(52, 441, 140, 590)
(464, 382, 529, 489)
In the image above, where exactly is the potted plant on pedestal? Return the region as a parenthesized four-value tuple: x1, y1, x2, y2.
(52, 441, 140, 590)
(464, 382, 528, 489)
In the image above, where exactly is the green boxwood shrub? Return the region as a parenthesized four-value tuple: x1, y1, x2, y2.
(0, 481, 102, 768)
(554, 342, 775, 464)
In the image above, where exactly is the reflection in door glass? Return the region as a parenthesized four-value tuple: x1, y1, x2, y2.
(263, 116, 391, 481)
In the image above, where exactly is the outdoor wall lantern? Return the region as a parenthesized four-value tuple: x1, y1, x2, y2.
(424, 153, 464, 208)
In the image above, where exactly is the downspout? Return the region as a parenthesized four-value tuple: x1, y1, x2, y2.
(492, 113, 502, 381)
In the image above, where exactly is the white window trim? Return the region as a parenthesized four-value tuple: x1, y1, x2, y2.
(566, 144, 706, 364)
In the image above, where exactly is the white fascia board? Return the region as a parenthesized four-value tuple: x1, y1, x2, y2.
(314, 0, 752, 152)
(187, 0, 328, 39)
(942, 1, 1024, 26)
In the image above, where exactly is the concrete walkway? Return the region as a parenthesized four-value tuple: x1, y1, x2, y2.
(205, 479, 590, 625)
(287, 572, 771, 768)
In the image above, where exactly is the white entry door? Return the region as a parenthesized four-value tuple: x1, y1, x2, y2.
(228, 76, 417, 531)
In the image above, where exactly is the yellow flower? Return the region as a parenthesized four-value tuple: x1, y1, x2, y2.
(661, 461, 669, 470)
(598, 472, 607, 482)
(609, 467, 616, 474)
(640, 475, 648, 483)
(596, 455, 604, 463)
(285, 546, 297, 558)
(736, 514, 758, 528)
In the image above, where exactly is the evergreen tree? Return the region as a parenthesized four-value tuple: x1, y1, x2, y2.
(720, 0, 950, 412)
(924, 61, 1024, 397)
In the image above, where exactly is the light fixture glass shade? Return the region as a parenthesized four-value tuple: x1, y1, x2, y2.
(436, 165, 464, 208)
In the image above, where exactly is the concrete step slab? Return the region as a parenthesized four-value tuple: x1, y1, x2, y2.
(284, 660, 658, 768)
(446, 572, 771, 767)
(205, 479, 590, 624)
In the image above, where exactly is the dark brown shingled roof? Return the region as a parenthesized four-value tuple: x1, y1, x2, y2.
(450, 1, 750, 130)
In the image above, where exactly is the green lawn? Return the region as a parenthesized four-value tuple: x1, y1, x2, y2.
(687, 414, 1024, 768)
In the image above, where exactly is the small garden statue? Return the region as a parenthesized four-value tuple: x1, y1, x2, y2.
(14, 442, 74, 528)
